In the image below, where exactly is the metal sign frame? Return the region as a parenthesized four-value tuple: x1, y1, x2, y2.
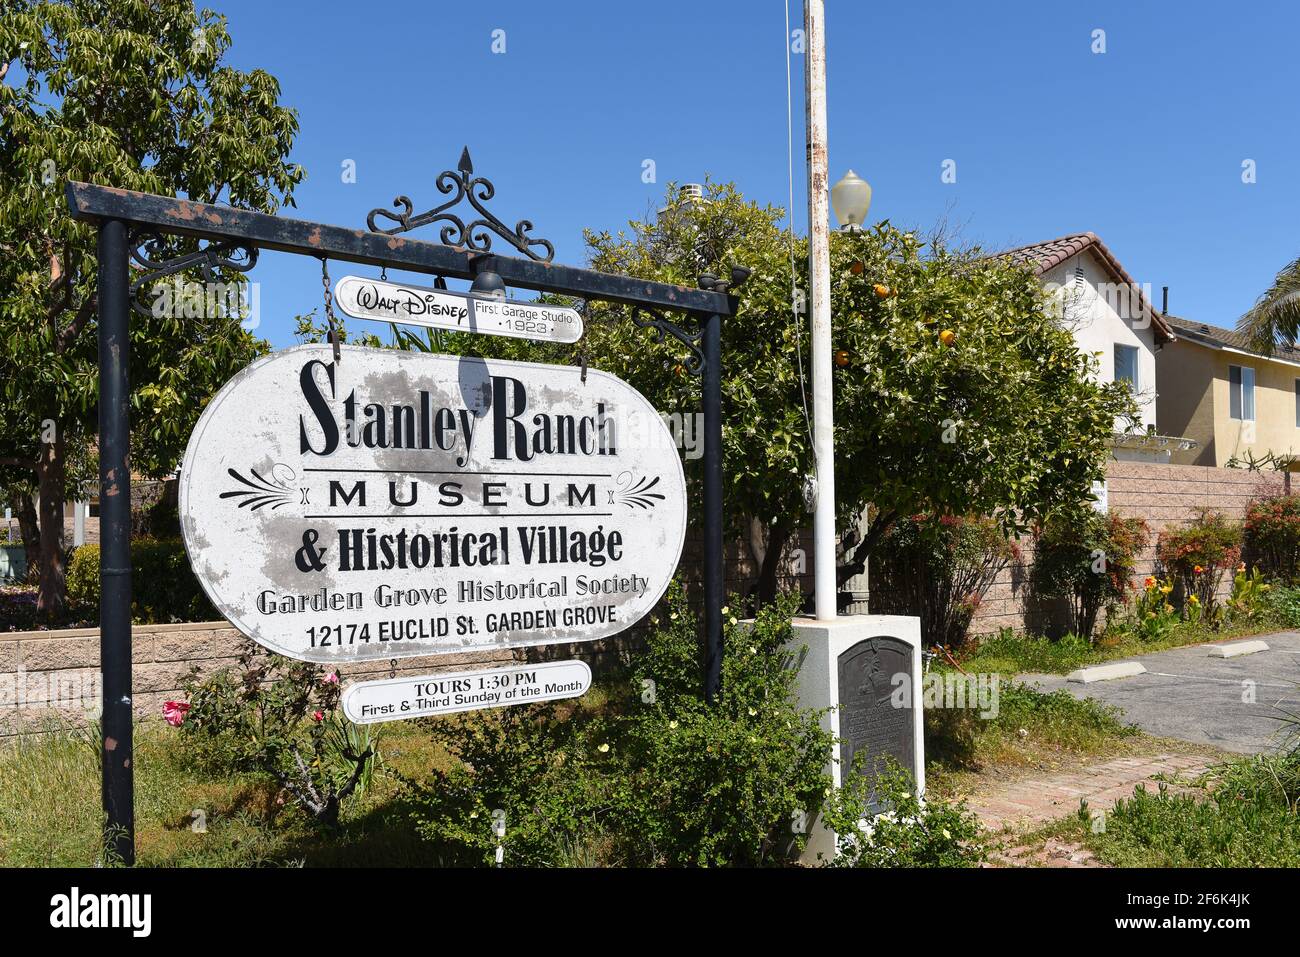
(66, 150, 737, 865)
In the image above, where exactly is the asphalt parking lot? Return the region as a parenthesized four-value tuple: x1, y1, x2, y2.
(1021, 631, 1300, 754)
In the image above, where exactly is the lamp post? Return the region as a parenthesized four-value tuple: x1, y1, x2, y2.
(804, 0, 838, 621)
(831, 170, 872, 233)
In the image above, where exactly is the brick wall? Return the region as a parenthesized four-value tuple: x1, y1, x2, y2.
(0, 620, 655, 738)
(967, 461, 1288, 637)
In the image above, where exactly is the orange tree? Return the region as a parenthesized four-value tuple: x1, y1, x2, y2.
(0, 0, 298, 618)
(391, 181, 1136, 607)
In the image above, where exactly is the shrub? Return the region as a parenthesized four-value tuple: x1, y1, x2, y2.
(1156, 509, 1241, 617)
(1082, 773, 1300, 867)
(1131, 576, 1180, 639)
(1225, 565, 1270, 622)
(821, 761, 985, 867)
(871, 514, 1017, 649)
(1244, 493, 1300, 585)
(406, 584, 834, 867)
(1031, 509, 1149, 638)
(177, 641, 377, 826)
(65, 539, 215, 623)
(1264, 583, 1300, 628)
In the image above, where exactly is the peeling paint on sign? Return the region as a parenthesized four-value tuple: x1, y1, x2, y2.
(178, 344, 686, 663)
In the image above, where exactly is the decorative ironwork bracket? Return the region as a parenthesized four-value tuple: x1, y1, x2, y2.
(128, 229, 258, 316)
(630, 306, 704, 376)
(365, 147, 555, 262)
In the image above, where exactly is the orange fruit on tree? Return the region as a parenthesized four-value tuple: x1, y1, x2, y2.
(849, 261, 865, 275)
(939, 329, 956, 346)
(873, 283, 891, 298)
(834, 349, 850, 367)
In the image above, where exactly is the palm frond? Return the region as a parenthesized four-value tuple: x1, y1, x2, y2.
(1238, 256, 1300, 353)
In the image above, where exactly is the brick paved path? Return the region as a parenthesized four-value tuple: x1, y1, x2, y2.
(968, 752, 1212, 833)
(967, 752, 1214, 867)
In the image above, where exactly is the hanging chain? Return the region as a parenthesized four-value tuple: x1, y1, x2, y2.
(575, 299, 590, 383)
(320, 257, 341, 363)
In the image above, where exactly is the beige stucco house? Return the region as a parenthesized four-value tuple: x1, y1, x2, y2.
(997, 232, 1198, 463)
(1157, 317, 1300, 470)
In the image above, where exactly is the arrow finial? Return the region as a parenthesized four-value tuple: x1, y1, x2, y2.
(458, 146, 473, 175)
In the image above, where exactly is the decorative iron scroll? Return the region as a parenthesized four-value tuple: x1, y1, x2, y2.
(129, 229, 258, 317)
(630, 305, 704, 375)
(365, 146, 555, 262)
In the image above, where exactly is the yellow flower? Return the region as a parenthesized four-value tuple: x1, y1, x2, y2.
(1164, 604, 1174, 614)
(1189, 595, 1200, 605)
(1160, 585, 1172, 595)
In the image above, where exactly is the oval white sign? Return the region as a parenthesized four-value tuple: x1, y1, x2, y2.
(178, 344, 686, 663)
(342, 660, 593, 723)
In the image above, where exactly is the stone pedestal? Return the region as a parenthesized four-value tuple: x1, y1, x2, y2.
(787, 614, 924, 864)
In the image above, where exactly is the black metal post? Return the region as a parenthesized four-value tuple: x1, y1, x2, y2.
(97, 219, 134, 865)
(702, 312, 724, 701)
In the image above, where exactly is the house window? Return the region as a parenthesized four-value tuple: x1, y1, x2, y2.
(1114, 344, 1139, 392)
(1229, 365, 1256, 421)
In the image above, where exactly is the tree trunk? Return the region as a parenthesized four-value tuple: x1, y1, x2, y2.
(35, 428, 67, 621)
(14, 495, 41, 584)
(756, 519, 792, 608)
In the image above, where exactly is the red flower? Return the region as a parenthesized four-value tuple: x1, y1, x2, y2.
(163, 701, 190, 727)
(312, 710, 324, 722)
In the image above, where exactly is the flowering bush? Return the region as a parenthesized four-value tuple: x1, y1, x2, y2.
(1244, 494, 1300, 585)
(1226, 564, 1271, 621)
(176, 642, 377, 825)
(1157, 510, 1242, 618)
(1132, 576, 1180, 640)
(406, 584, 833, 867)
(871, 514, 1018, 649)
(821, 761, 985, 867)
(1031, 509, 1149, 638)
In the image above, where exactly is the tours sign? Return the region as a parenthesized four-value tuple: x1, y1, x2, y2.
(343, 660, 592, 724)
(178, 344, 686, 663)
(333, 275, 583, 343)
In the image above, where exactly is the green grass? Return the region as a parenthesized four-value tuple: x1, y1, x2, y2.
(1056, 753, 1300, 867)
(960, 616, 1289, 677)
(0, 718, 449, 867)
(925, 679, 1139, 791)
(961, 584, 1300, 677)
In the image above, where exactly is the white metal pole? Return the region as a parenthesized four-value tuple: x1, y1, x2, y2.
(805, 0, 837, 620)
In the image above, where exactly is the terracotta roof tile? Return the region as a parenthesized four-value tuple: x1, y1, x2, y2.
(1163, 314, 1300, 361)
(994, 232, 1175, 342)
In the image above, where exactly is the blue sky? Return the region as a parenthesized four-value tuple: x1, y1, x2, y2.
(214, 0, 1300, 347)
